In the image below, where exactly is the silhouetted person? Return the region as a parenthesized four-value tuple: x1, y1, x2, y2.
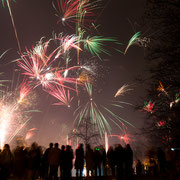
(75, 143, 84, 179)
(107, 146, 115, 177)
(157, 147, 166, 174)
(85, 144, 94, 177)
(94, 147, 102, 177)
(0, 144, 12, 180)
(64, 145, 74, 180)
(149, 158, 157, 176)
(48, 143, 61, 180)
(115, 144, 124, 180)
(42, 143, 53, 179)
(124, 144, 133, 180)
(100, 145, 107, 176)
(27, 142, 41, 180)
(60, 145, 66, 180)
(136, 160, 142, 176)
(12, 146, 26, 180)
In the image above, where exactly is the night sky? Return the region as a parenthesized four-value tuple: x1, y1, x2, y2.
(0, 0, 147, 148)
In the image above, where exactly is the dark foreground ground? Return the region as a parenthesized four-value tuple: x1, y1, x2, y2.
(7, 175, 180, 180)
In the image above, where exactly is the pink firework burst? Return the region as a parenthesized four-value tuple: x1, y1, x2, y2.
(57, 34, 81, 53)
(47, 84, 74, 107)
(17, 40, 61, 88)
(18, 80, 32, 103)
(143, 100, 155, 113)
(53, 0, 100, 28)
(109, 124, 135, 144)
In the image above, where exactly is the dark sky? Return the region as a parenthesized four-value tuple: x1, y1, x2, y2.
(0, 0, 147, 148)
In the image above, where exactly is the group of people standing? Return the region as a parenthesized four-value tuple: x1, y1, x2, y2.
(0, 142, 133, 180)
(0, 142, 74, 180)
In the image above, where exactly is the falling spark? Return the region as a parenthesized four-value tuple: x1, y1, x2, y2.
(170, 92, 180, 109)
(124, 32, 141, 55)
(114, 84, 133, 97)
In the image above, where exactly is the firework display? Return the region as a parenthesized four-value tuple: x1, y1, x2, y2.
(0, 82, 38, 149)
(0, 0, 155, 148)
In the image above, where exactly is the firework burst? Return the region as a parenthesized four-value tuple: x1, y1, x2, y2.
(83, 36, 119, 59)
(74, 82, 134, 136)
(53, 0, 101, 28)
(0, 85, 38, 149)
(143, 100, 155, 113)
(46, 84, 74, 107)
(18, 80, 32, 104)
(157, 81, 168, 97)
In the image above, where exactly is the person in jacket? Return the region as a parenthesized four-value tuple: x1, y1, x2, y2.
(0, 144, 12, 180)
(75, 143, 84, 179)
(48, 143, 61, 180)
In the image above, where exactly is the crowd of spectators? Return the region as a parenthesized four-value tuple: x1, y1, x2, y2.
(0, 142, 133, 180)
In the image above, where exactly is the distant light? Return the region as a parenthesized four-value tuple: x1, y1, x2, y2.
(62, 17, 65, 21)
(68, 105, 70, 108)
(171, 148, 175, 151)
(90, 98, 93, 101)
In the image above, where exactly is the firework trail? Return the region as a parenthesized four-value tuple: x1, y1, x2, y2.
(0, 49, 10, 59)
(114, 84, 133, 97)
(124, 31, 150, 55)
(1, 0, 22, 53)
(170, 92, 180, 109)
(124, 32, 141, 55)
(105, 131, 108, 153)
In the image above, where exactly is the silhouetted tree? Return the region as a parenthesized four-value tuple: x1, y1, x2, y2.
(69, 117, 100, 148)
(139, 0, 180, 147)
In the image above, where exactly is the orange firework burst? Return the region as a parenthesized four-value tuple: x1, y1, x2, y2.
(157, 81, 168, 97)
